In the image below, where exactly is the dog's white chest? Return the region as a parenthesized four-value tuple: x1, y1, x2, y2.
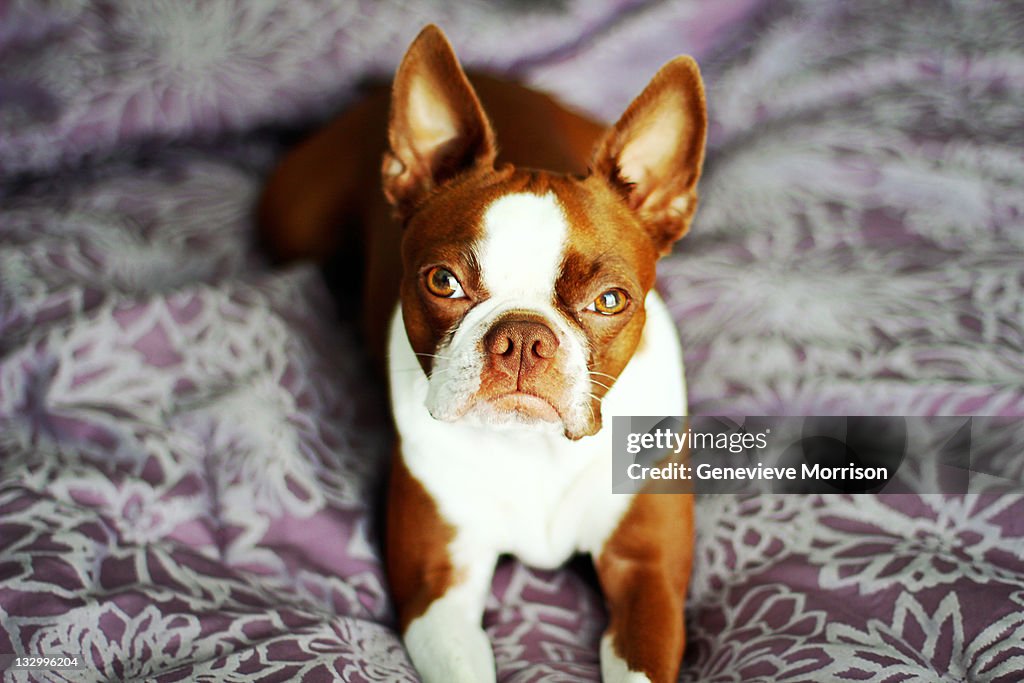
(388, 290, 686, 566)
(403, 419, 624, 567)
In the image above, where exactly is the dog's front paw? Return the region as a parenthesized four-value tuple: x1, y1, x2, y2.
(404, 599, 496, 683)
(600, 633, 654, 683)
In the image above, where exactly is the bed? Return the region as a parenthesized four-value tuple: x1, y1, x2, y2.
(2, 1, 1023, 680)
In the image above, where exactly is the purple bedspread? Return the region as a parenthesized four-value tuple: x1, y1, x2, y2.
(2, 1, 1023, 681)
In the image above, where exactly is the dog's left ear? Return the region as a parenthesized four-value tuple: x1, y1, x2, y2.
(593, 56, 707, 254)
(383, 25, 496, 216)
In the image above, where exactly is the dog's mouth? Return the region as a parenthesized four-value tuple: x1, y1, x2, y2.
(470, 388, 599, 440)
(485, 391, 561, 423)
(429, 388, 566, 432)
(428, 384, 599, 440)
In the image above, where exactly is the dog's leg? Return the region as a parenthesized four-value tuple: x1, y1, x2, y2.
(387, 449, 497, 683)
(595, 493, 694, 683)
(402, 561, 496, 683)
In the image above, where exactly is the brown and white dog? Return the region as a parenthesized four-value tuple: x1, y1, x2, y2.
(259, 25, 706, 683)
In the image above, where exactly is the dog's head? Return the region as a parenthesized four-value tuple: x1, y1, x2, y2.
(384, 25, 706, 440)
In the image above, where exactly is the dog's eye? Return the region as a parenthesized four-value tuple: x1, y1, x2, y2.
(425, 266, 466, 299)
(587, 289, 628, 315)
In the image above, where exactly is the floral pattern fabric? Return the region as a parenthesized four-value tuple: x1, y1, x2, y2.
(1, 1, 1023, 681)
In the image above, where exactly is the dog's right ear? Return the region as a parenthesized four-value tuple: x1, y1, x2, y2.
(383, 25, 496, 216)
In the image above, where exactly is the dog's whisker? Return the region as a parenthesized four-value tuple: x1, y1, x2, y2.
(414, 352, 453, 361)
(588, 370, 617, 381)
(589, 378, 611, 391)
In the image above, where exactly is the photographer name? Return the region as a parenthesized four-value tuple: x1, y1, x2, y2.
(627, 462, 890, 482)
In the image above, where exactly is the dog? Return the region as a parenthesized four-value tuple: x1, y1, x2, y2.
(259, 24, 706, 683)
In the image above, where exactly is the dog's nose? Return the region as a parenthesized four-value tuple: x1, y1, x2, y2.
(484, 320, 559, 375)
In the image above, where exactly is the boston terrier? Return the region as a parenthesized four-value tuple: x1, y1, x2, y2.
(259, 24, 706, 683)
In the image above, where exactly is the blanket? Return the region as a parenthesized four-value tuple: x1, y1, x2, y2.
(2, 1, 1023, 681)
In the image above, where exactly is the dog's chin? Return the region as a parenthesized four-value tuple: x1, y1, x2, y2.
(429, 393, 599, 441)
(460, 393, 562, 434)
(486, 392, 560, 423)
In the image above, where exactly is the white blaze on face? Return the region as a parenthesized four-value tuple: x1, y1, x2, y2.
(476, 193, 568, 301)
